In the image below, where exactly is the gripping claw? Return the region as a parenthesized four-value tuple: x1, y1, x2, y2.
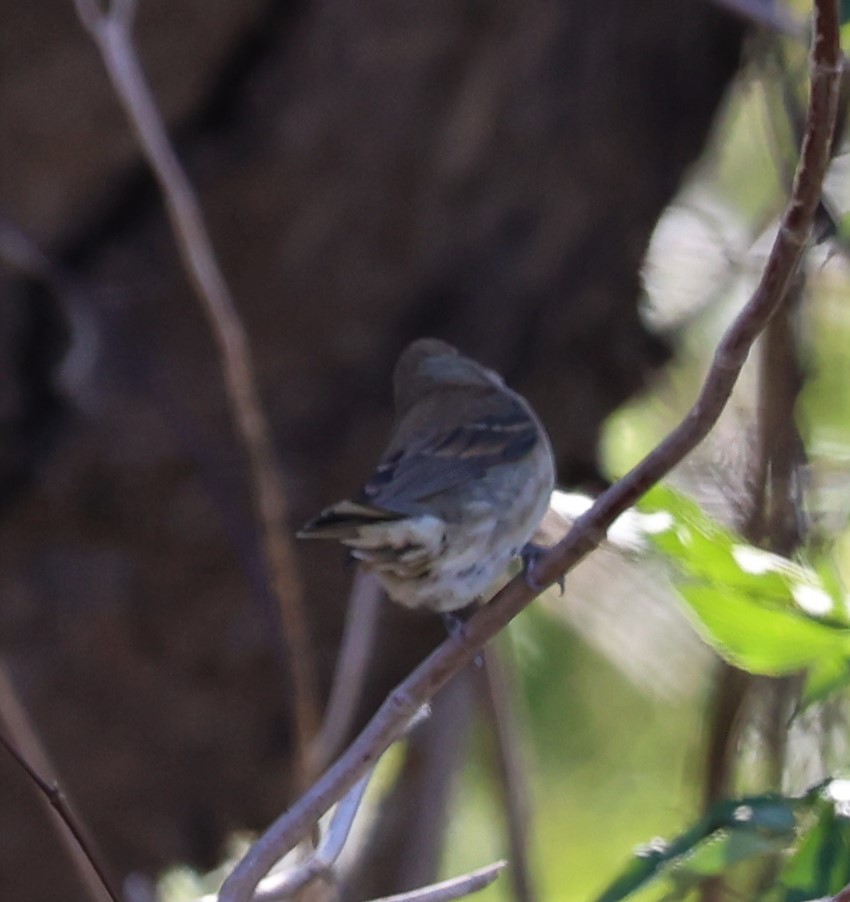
(520, 543, 565, 596)
(441, 603, 484, 667)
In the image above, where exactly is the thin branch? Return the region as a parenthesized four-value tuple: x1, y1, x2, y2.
(475, 643, 535, 902)
(341, 673, 473, 898)
(365, 861, 508, 902)
(70, 0, 320, 780)
(308, 569, 383, 779)
(217, 3, 840, 897)
(0, 663, 121, 902)
(252, 768, 374, 901)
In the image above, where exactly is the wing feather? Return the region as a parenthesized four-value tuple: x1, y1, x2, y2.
(360, 407, 538, 514)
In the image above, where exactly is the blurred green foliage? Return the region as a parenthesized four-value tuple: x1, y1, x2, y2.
(642, 486, 850, 704)
(443, 609, 705, 900)
(597, 779, 850, 902)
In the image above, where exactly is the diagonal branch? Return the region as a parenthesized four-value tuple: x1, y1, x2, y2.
(250, 768, 373, 901)
(0, 662, 121, 902)
(70, 0, 320, 782)
(217, 1, 841, 897)
(365, 861, 508, 902)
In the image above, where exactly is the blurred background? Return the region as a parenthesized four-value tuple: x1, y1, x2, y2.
(4, 0, 846, 899)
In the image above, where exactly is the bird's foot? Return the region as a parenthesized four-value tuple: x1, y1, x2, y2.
(441, 603, 483, 667)
(520, 543, 565, 596)
(440, 611, 466, 640)
(440, 600, 479, 639)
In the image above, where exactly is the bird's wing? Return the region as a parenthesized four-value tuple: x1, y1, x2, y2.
(297, 499, 403, 538)
(360, 406, 538, 514)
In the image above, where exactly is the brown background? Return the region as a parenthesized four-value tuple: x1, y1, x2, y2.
(0, 1, 745, 898)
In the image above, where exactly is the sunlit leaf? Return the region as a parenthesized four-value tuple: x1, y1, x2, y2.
(802, 656, 850, 707)
(681, 584, 850, 675)
(636, 486, 850, 677)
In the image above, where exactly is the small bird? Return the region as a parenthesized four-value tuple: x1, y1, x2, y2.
(297, 339, 556, 613)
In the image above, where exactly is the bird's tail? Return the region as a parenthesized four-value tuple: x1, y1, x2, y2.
(296, 499, 401, 540)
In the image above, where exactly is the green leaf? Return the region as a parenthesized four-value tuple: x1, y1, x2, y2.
(594, 794, 797, 902)
(681, 584, 850, 675)
(638, 486, 850, 677)
(802, 656, 850, 707)
(772, 781, 850, 901)
(593, 843, 670, 902)
(811, 551, 850, 627)
(641, 488, 827, 605)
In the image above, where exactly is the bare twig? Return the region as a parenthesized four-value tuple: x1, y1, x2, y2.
(216, 3, 840, 897)
(341, 673, 473, 898)
(70, 0, 320, 779)
(251, 768, 374, 901)
(0, 663, 120, 902)
(475, 643, 535, 902)
(365, 861, 508, 902)
(308, 569, 383, 778)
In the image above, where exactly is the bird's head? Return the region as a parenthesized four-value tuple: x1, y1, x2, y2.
(393, 338, 503, 415)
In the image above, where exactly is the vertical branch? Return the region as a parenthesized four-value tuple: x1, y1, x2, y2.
(308, 570, 383, 779)
(71, 0, 320, 783)
(701, 275, 809, 902)
(475, 642, 535, 902)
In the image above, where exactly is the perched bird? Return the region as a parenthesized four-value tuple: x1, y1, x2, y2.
(298, 339, 556, 613)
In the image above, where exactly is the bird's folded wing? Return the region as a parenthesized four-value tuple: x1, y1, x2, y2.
(297, 499, 401, 539)
(361, 408, 538, 514)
